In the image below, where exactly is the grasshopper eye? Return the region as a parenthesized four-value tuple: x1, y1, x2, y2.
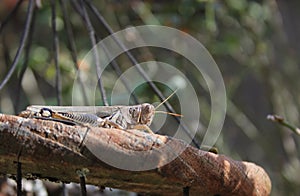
(144, 105, 151, 112)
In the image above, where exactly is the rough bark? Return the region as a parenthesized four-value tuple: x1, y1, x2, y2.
(0, 113, 271, 196)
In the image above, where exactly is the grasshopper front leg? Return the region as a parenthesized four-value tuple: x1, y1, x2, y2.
(109, 108, 155, 133)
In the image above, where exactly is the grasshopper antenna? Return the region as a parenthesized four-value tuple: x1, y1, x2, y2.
(155, 89, 183, 117)
(155, 89, 178, 110)
(155, 110, 183, 117)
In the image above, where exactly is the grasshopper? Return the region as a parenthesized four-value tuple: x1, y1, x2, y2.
(19, 91, 181, 133)
(19, 104, 156, 133)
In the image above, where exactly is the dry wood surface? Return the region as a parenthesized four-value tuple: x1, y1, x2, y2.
(0, 113, 271, 195)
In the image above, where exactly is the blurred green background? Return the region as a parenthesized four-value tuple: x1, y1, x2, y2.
(0, 0, 300, 195)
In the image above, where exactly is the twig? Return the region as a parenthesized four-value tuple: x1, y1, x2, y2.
(16, 149, 22, 196)
(0, 0, 35, 91)
(97, 39, 140, 105)
(51, 0, 62, 105)
(59, 0, 89, 105)
(0, 0, 24, 34)
(71, 0, 109, 106)
(15, 7, 36, 113)
(76, 168, 89, 196)
(267, 114, 300, 135)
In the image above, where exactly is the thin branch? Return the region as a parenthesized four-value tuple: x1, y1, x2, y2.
(0, 0, 24, 34)
(97, 39, 140, 105)
(71, 0, 109, 106)
(16, 148, 22, 196)
(59, 0, 89, 106)
(0, 113, 271, 196)
(51, 0, 62, 105)
(15, 8, 36, 113)
(83, 1, 139, 104)
(267, 114, 300, 135)
(0, 0, 35, 91)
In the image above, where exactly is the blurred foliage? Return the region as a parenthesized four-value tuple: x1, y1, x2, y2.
(0, 0, 300, 195)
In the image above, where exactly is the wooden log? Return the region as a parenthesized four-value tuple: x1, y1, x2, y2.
(0, 114, 271, 195)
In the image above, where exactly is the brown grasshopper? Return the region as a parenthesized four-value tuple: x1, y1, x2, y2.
(19, 91, 181, 133)
(19, 104, 156, 133)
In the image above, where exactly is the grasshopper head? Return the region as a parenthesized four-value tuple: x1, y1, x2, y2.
(139, 103, 155, 126)
(125, 103, 155, 126)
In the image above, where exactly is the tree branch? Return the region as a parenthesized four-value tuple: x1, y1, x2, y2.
(0, 114, 271, 195)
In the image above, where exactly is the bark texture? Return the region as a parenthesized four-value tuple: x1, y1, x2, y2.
(0, 114, 271, 196)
